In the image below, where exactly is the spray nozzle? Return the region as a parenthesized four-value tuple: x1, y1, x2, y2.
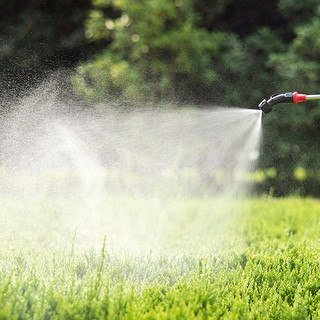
(258, 92, 307, 114)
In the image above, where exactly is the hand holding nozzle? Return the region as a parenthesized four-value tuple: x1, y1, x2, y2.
(259, 92, 311, 114)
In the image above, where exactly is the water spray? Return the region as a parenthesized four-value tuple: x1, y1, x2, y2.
(258, 92, 320, 114)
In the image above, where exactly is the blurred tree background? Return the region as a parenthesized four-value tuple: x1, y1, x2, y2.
(0, 0, 106, 100)
(1, 0, 320, 196)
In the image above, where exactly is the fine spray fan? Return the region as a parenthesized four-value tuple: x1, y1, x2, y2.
(258, 92, 320, 114)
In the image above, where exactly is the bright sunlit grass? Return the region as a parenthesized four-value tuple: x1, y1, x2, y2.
(0, 197, 320, 318)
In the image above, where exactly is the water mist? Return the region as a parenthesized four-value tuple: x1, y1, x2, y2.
(0, 80, 262, 252)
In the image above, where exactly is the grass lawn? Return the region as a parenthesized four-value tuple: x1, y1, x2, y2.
(0, 197, 320, 319)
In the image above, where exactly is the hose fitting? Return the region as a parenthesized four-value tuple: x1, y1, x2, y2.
(258, 92, 308, 114)
(259, 92, 294, 114)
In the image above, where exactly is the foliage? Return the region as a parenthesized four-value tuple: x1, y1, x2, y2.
(257, 1, 320, 195)
(71, 0, 320, 196)
(1, 197, 320, 318)
(3, 0, 320, 195)
(72, 0, 291, 105)
(73, 0, 249, 103)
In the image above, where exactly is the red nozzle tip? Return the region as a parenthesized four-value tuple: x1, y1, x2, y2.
(293, 92, 306, 104)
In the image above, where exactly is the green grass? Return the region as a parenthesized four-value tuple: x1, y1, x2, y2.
(1, 197, 320, 319)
